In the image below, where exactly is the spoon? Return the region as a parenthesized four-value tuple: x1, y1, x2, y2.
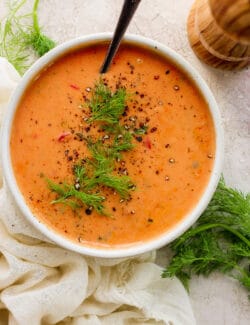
(100, 0, 141, 74)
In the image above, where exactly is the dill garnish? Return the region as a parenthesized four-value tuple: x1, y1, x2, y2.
(75, 140, 134, 199)
(113, 129, 134, 154)
(100, 124, 134, 158)
(25, 0, 55, 56)
(87, 81, 128, 124)
(47, 81, 142, 216)
(47, 179, 107, 215)
(0, 0, 55, 74)
(162, 178, 250, 295)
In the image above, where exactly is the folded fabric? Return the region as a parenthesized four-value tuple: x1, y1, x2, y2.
(0, 58, 20, 125)
(0, 57, 196, 325)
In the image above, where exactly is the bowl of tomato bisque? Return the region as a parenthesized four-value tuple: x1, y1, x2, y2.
(2, 33, 223, 258)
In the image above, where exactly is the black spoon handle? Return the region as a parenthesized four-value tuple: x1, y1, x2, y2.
(100, 0, 141, 74)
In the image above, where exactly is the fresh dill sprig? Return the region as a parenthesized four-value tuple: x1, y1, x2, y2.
(113, 129, 134, 155)
(100, 127, 134, 165)
(162, 178, 250, 295)
(83, 139, 134, 198)
(0, 0, 55, 74)
(25, 0, 55, 56)
(87, 80, 128, 124)
(74, 164, 88, 186)
(47, 178, 107, 215)
(86, 139, 114, 171)
(0, 0, 31, 73)
(47, 81, 141, 216)
(84, 171, 133, 199)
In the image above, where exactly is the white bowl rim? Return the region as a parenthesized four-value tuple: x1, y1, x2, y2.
(1, 32, 224, 258)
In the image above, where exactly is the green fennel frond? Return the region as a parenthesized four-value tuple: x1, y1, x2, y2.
(47, 178, 107, 216)
(85, 172, 133, 199)
(25, 0, 55, 56)
(73, 164, 88, 186)
(26, 31, 55, 56)
(162, 178, 250, 295)
(47, 135, 135, 214)
(84, 139, 134, 198)
(0, 0, 55, 74)
(0, 0, 31, 73)
(113, 130, 134, 153)
(87, 80, 128, 124)
(87, 139, 114, 171)
(198, 177, 250, 238)
(46, 81, 144, 216)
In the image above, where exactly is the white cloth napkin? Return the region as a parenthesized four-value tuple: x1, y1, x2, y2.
(0, 57, 196, 325)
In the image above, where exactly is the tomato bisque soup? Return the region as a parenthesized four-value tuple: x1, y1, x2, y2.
(10, 42, 215, 248)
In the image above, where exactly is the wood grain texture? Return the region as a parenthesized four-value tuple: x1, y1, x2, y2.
(187, 0, 250, 69)
(210, 0, 250, 42)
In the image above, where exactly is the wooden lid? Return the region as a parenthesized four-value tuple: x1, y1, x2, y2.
(209, 0, 250, 43)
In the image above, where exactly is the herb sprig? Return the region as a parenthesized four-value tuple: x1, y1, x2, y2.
(47, 178, 107, 215)
(162, 178, 250, 294)
(84, 139, 134, 198)
(87, 81, 128, 124)
(26, 0, 55, 56)
(0, 0, 55, 74)
(47, 81, 141, 216)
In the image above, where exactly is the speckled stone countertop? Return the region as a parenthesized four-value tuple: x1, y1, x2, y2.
(0, 0, 249, 324)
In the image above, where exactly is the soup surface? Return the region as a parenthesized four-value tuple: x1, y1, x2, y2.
(11, 43, 215, 247)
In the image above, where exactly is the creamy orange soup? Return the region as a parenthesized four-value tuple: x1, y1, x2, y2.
(11, 43, 215, 247)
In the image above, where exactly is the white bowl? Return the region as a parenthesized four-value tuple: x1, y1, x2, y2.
(1, 33, 224, 258)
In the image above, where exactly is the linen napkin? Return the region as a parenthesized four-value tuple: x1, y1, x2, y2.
(0, 57, 196, 325)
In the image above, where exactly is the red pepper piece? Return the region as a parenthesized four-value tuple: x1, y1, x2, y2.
(70, 84, 80, 90)
(144, 136, 152, 149)
(57, 132, 71, 142)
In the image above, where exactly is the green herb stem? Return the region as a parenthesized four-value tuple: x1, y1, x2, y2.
(174, 223, 250, 249)
(32, 0, 40, 33)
